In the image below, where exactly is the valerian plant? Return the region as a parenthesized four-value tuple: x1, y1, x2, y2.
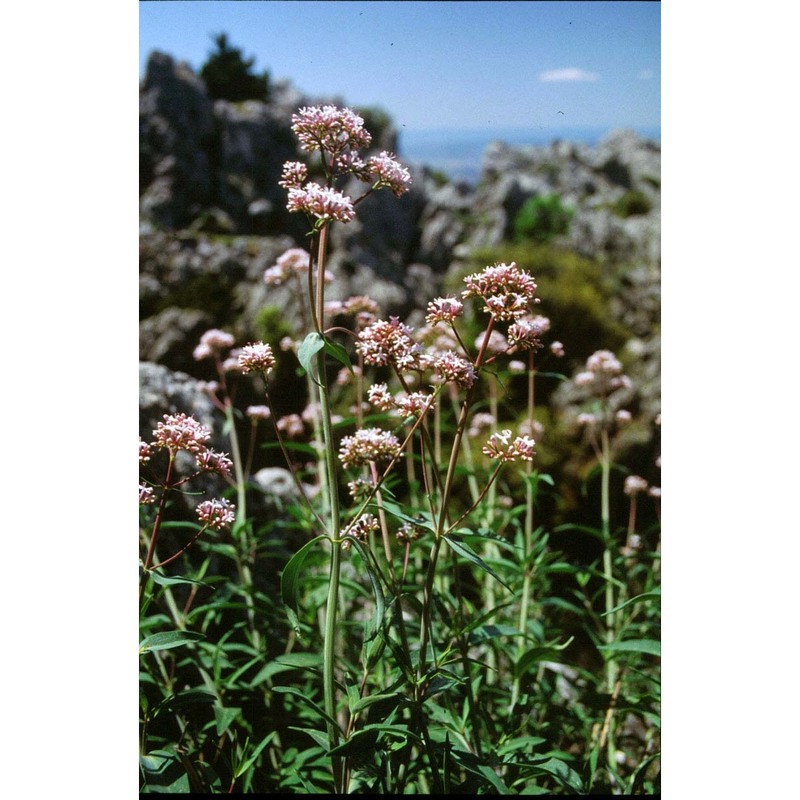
(139, 105, 660, 795)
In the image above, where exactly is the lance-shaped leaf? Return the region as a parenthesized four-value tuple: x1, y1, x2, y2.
(443, 533, 511, 591)
(280, 535, 328, 635)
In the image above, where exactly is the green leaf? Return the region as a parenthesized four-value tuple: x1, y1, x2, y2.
(271, 686, 342, 732)
(271, 652, 323, 670)
(235, 731, 276, 777)
(289, 726, 330, 751)
(603, 588, 661, 616)
(496, 736, 547, 756)
(599, 638, 660, 657)
(350, 691, 409, 715)
(139, 630, 205, 654)
(148, 571, 211, 589)
(140, 749, 191, 793)
(297, 332, 325, 376)
(348, 537, 386, 641)
(280, 535, 328, 635)
(532, 757, 584, 793)
(443, 533, 512, 591)
(323, 337, 354, 373)
(214, 705, 241, 736)
(515, 637, 574, 676)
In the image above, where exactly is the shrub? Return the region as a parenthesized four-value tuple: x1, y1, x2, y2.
(611, 189, 653, 218)
(513, 193, 574, 244)
(200, 33, 270, 102)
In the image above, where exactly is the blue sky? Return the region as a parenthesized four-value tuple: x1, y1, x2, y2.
(139, 1, 660, 133)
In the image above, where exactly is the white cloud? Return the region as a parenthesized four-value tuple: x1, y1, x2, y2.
(638, 69, 654, 80)
(539, 68, 599, 83)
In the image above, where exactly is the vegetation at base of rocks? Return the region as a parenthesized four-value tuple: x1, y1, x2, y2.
(610, 189, 654, 219)
(200, 33, 270, 103)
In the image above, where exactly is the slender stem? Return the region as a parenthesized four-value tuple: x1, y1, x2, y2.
(311, 221, 345, 792)
(511, 351, 537, 714)
(600, 424, 619, 770)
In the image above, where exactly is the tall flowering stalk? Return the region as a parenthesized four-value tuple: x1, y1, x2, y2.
(264, 108, 547, 791)
(571, 350, 633, 776)
(279, 105, 412, 791)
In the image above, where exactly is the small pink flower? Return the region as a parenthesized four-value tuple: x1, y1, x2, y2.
(397, 521, 426, 543)
(615, 409, 632, 426)
(508, 316, 550, 350)
(426, 296, 464, 326)
(278, 161, 308, 189)
(238, 342, 276, 374)
(196, 498, 236, 531)
(246, 405, 272, 420)
(368, 383, 395, 411)
(195, 448, 233, 477)
(277, 414, 305, 439)
(139, 439, 152, 464)
(193, 329, 235, 361)
(550, 341, 565, 357)
(139, 483, 155, 505)
(624, 475, 649, 496)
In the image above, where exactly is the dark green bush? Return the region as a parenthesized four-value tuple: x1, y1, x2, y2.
(200, 33, 270, 102)
(513, 194, 574, 244)
(611, 189, 653, 218)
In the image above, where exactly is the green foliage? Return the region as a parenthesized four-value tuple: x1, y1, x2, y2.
(611, 189, 653, 218)
(200, 33, 270, 102)
(140, 105, 659, 795)
(513, 193, 574, 244)
(254, 304, 293, 348)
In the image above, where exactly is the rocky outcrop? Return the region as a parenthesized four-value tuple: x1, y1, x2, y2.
(466, 133, 660, 267)
(139, 50, 661, 516)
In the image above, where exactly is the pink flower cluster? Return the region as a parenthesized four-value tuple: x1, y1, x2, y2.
(283, 105, 411, 226)
(193, 328, 236, 361)
(238, 342, 276, 374)
(339, 428, 401, 469)
(263, 248, 311, 285)
(356, 317, 423, 371)
(507, 315, 550, 351)
(368, 383, 432, 418)
(149, 413, 233, 477)
(287, 183, 356, 223)
(367, 151, 412, 197)
(573, 349, 632, 396)
(196, 498, 236, 531)
(482, 430, 536, 463)
(462, 262, 539, 321)
(291, 105, 372, 155)
(426, 296, 464, 326)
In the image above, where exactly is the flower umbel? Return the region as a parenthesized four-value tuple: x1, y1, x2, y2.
(339, 428, 401, 469)
(482, 429, 536, 462)
(196, 498, 236, 531)
(238, 342, 276, 374)
(291, 105, 372, 155)
(153, 413, 212, 455)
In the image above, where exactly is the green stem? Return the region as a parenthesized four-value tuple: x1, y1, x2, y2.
(312, 222, 345, 792)
(510, 352, 537, 715)
(600, 425, 618, 770)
